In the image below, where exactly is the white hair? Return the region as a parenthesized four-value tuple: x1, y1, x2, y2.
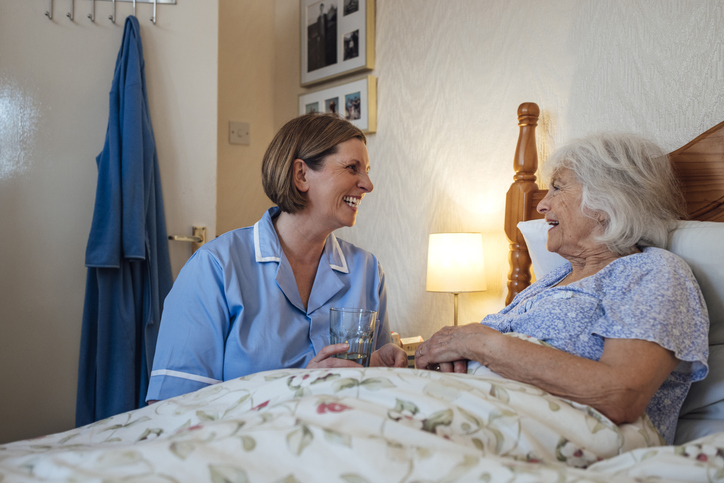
(541, 133, 686, 256)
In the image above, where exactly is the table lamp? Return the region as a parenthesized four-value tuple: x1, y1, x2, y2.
(426, 233, 487, 326)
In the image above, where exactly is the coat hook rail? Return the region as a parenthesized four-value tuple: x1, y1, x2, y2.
(95, 0, 175, 5)
(45, 0, 176, 23)
(97, 0, 175, 25)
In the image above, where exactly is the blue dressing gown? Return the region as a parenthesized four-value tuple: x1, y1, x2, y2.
(76, 16, 173, 426)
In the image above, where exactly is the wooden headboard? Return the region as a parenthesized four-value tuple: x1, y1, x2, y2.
(504, 102, 724, 304)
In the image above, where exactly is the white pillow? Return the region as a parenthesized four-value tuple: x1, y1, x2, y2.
(517, 219, 724, 344)
(671, 220, 724, 440)
(516, 219, 568, 278)
(668, 221, 724, 346)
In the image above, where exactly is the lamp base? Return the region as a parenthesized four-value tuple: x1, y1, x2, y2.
(453, 292, 459, 326)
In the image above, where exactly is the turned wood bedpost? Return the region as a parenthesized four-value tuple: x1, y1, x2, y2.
(504, 102, 540, 305)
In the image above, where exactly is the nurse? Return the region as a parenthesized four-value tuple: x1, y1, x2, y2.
(147, 113, 406, 402)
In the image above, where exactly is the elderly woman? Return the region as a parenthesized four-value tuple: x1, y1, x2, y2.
(415, 133, 709, 445)
(147, 113, 407, 402)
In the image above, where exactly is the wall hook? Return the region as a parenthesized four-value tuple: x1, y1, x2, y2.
(66, 0, 74, 20)
(87, 0, 95, 21)
(132, 0, 136, 16)
(108, 0, 115, 23)
(150, 0, 157, 24)
(45, 0, 53, 19)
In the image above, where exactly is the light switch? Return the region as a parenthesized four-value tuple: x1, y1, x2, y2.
(229, 121, 250, 145)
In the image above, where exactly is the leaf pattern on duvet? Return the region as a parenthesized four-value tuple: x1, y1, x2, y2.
(239, 435, 256, 451)
(222, 393, 251, 418)
(489, 384, 510, 403)
(547, 399, 561, 412)
(195, 410, 218, 422)
(274, 475, 302, 483)
(209, 464, 249, 483)
(458, 407, 484, 432)
(360, 378, 395, 390)
(57, 433, 79, 445)
(332, 378, 360, 392)
(136, 428, 163, 442)
(422, 409, 454, 434)
(340, 474, 372, 483)
(102, 415, 151, 432)
(286, 424, 313, 456)
(169, 441, 195, 460)
(96, 450, 144, 468)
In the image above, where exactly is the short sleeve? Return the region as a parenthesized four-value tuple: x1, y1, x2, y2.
(591, 249, 709, 382)
(481, 312, 513, 333)
(146, 249, 232, 401)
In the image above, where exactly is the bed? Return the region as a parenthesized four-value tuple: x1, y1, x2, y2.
(1, 103, 723, 482)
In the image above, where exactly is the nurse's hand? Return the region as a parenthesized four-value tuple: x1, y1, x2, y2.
(306, 343, 363, 368)
(370, 343, 408, 368)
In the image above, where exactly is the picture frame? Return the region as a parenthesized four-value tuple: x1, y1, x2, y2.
(299, 75, 377, 133)
(300, 0, 375, 87)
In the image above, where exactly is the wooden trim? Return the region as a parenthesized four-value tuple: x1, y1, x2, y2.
(504, 102, 540, 305)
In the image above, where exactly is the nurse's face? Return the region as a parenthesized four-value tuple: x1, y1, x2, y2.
(305, 138, 374, 232)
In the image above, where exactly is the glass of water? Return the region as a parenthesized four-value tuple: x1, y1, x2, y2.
(329, 308, 377, 367)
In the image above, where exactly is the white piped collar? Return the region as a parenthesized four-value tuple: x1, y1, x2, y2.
(253, 207, 349, 274)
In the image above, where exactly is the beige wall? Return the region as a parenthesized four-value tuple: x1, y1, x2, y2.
(216, 0, 276, 234)
(0, 1, 218, 444)
(233, 0, 724, 341)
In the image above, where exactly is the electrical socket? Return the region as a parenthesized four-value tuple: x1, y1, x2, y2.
(229, 121, 250, 145)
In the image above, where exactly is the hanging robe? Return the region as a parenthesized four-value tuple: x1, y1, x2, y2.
(76, 16, 173, 426)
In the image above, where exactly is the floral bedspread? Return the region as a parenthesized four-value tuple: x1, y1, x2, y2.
(1, 367, 722, 482)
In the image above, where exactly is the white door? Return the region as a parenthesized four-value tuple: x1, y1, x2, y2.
(0, 1, 218, 444)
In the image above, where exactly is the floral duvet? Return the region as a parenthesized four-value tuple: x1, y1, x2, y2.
(1, 366, 723, 482)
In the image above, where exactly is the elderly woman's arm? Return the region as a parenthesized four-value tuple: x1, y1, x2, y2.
(415, 324, 679, 425)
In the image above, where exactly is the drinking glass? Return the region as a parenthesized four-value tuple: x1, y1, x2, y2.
(329, 308, 377, 367)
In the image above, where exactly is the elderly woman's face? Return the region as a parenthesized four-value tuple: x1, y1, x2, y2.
(304, 138, 373, 232)
(537, 168, 606, 259)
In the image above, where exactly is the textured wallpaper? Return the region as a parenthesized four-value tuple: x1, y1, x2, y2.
(331, 0, 724, 340)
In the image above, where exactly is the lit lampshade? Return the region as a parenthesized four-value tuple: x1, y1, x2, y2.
(426, 233, 487, 326)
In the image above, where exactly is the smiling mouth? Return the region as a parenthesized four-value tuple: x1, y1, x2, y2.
(547, 220, 559, 227)
(343, 196, 361, 208)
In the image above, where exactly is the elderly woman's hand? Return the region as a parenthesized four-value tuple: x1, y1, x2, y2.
(369, 343, 408, 368)
(415, 323, 497, 373)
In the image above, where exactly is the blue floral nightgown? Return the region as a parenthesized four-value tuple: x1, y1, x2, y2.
(482, 247, 709, 444)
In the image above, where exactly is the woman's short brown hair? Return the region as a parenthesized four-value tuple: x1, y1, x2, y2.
(262, 113, 366, 213)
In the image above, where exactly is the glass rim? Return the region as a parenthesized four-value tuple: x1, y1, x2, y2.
(330, 307, 377, 315)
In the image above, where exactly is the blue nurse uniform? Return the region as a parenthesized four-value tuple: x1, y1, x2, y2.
(146, 207, 392, 401)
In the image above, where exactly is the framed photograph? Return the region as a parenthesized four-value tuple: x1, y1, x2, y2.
(301, 0, 375, 87)
(299, 75, 377, 133)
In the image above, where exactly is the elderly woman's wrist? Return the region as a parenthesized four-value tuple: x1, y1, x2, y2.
(473, 327, 501, 367)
